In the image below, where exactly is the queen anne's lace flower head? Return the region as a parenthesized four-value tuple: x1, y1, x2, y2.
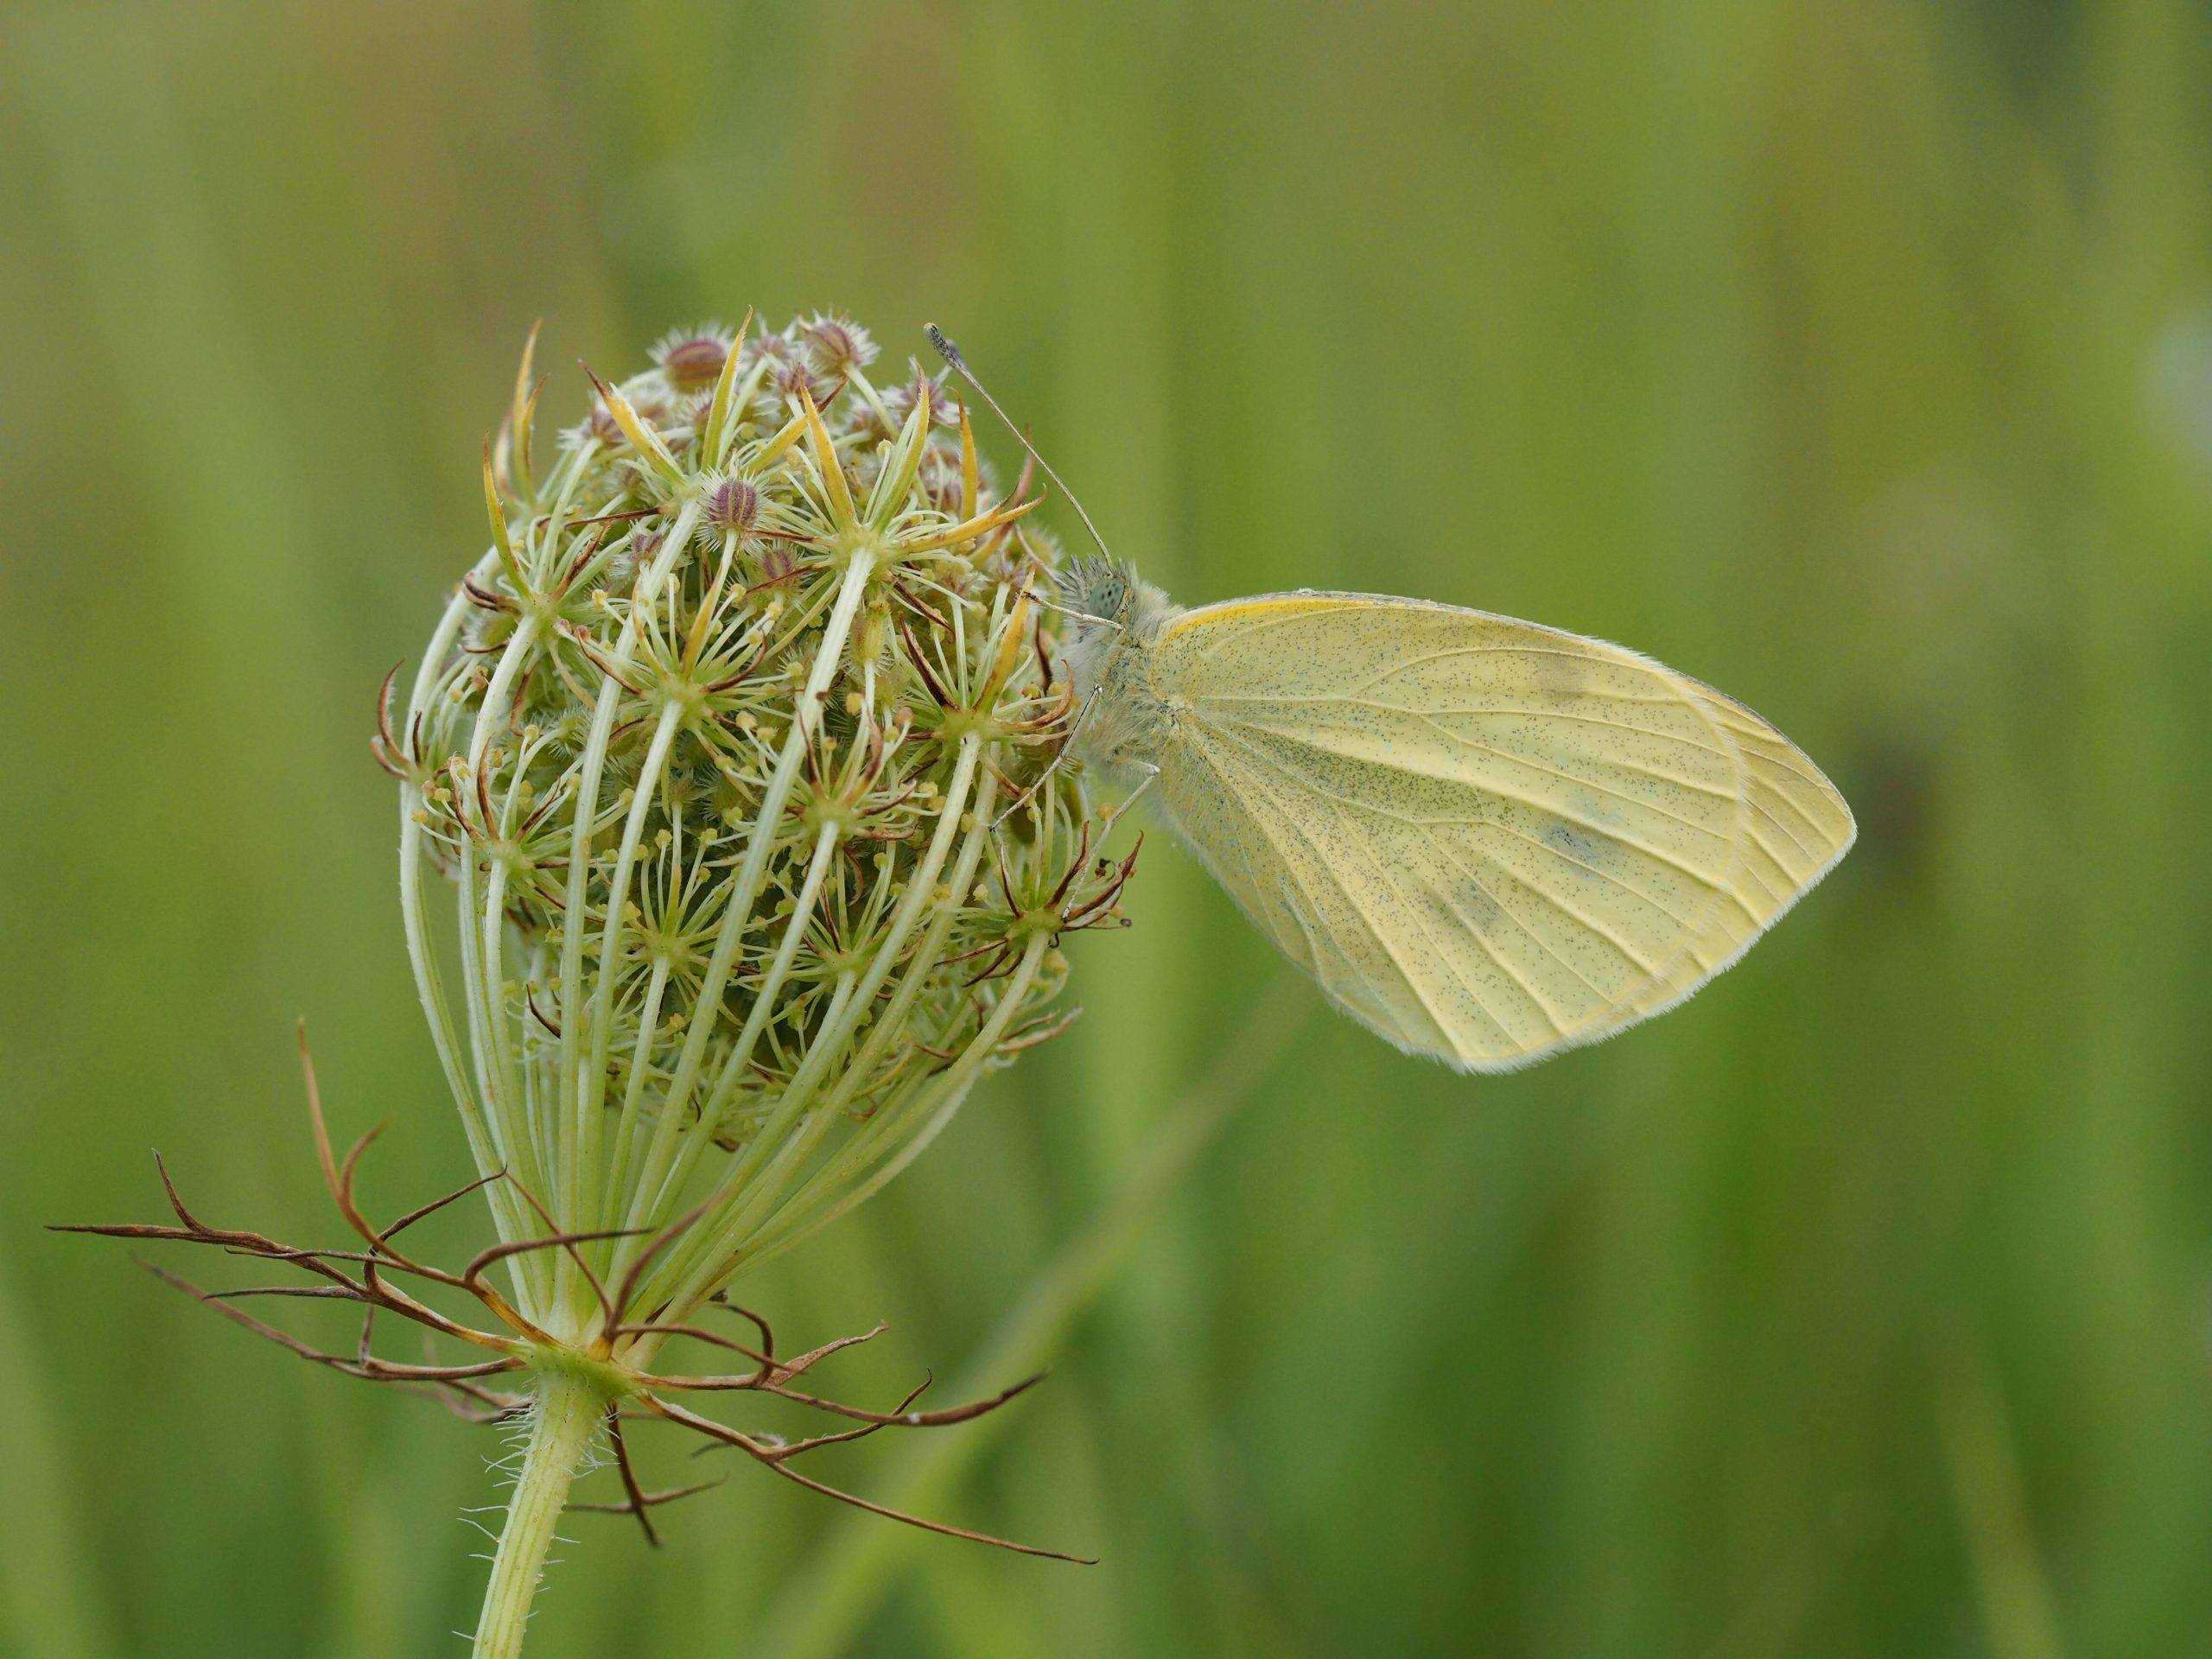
(385, 311, 1133, 1351)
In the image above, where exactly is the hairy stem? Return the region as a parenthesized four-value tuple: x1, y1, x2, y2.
(473, 1371, 606, 1659)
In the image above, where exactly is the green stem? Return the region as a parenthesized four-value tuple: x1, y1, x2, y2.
(472, 1371, 605, 1659)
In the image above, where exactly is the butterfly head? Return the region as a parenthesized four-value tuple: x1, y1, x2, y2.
(1057, 555, 1177, 700)
(1058, 553, 1137, 629)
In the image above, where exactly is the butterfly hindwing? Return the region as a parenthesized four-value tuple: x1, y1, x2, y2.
(1144, 594, 1854, 1071)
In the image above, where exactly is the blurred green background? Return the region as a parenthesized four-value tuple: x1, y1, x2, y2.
(4, 1, 2210, 1655)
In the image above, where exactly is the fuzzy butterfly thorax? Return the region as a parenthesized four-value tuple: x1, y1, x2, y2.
(1058, 556, 1184, 789)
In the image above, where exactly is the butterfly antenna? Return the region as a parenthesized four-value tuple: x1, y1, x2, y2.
(925, 324, 1116, 568)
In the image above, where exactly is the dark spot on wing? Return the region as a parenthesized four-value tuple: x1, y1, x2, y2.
(1459, 882, 1505, 936)
(1541, 813, 1605, 864)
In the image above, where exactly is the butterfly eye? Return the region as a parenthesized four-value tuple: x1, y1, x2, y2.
(1062, 560, 1122, 623)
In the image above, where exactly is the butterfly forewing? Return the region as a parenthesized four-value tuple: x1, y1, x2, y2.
(1147, 594, 1853, 1071)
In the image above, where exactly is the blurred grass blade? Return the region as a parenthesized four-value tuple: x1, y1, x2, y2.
(1939, 1334, 2066, 1659)
(753, 976, 1308, 1659)
(0, 1249, 116, 1659)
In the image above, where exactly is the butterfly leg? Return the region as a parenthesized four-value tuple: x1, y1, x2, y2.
(990, 682, 1106, 831)
(1098, 760, 1160, 842)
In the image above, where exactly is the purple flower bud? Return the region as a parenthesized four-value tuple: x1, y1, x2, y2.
(652, 325, 734, 394)
(706, 477, 760, 537)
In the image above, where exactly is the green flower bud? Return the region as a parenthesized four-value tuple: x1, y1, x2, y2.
(395, 311, 1128, 1353)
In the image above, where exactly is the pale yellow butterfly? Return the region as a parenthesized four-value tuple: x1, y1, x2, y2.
(1059, 560, 1855, 1073)
(924, 324, 1853, 1073)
